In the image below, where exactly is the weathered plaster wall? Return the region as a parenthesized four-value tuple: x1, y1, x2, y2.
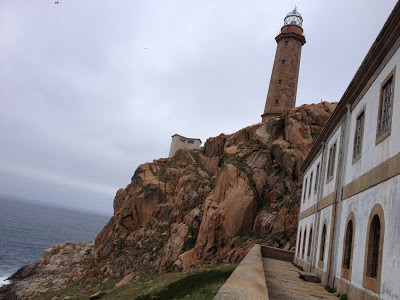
(315, 205, 333, 272)
(335, 175, 400, 300)
(344, 43, 400, 187)
(300, 155, 322, 213)
(295, 10, 400, 300)
(296, 213, 315, 261)
(322, 127, 342, 198)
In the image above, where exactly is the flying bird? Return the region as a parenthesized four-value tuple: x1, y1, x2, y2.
(55, 1, 59, 4)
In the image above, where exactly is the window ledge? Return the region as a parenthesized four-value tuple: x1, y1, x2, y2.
(363, 276, 380, 294)
(375, 127, 391, 145)
(341, 268, 352, 281)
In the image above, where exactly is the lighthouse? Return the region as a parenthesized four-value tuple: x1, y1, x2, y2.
(261, 7, 306, 122)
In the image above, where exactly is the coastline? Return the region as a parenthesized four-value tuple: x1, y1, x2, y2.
(0, 277, 10, 288)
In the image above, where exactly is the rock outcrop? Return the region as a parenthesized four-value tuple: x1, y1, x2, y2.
(1, 102, 336, 299)
(93, 102, 336, 275)
(0, 242, 93, 299)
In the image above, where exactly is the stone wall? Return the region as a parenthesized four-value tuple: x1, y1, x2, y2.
(214, 244, 268, 300)
(261, 246, 294, 262)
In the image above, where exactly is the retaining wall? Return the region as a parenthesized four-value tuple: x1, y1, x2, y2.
(214, 244, 268, 300)
(261, 246, 295, 262)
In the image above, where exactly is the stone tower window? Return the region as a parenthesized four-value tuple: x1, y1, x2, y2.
(285, 40, 289, 45)
(307, 226, 313, 259)
(308, 172, 313, 199)
(343, 220, 353, 270)
(188, 140, 195, 144)
(302, 227, 307, 259)
(275, 99, 279, 104)
(314, 164, 320, 193)
(353, 110, 365, 162)
(180, 137, 185, 142)
(278, 79, 282, 84)
(320, 224, 327, 262)
(281, 60, 286, 65)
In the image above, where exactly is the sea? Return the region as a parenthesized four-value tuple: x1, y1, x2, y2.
(0, 196, 110, 287)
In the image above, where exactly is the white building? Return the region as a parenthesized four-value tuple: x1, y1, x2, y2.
(168, 134, 202, 158)
(294, 3, 400, 299)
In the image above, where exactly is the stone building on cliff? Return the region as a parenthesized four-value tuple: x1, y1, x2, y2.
(168, 134, 201, 158)
(294, 2, 400, 299)
(261, 7, 306, 122)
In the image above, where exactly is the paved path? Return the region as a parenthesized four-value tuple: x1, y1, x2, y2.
(263, 258, 338, 300)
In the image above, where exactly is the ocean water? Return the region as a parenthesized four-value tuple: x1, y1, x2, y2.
(0, 196, 110, 287)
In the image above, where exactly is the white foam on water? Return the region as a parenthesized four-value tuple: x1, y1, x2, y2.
(0, 276, 10, 287)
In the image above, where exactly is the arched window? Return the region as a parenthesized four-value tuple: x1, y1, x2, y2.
(297, 228, 302, 257)
(302, 227, 307, 259)
(307, 226, 313, 259)
(363, 204, 385, 294)
(343, 220, 353, 270)
(320, 224, 327, 262)
(366, 215, 381, 278)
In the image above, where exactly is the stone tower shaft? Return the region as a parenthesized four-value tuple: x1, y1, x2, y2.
(262, 8, 306, 122)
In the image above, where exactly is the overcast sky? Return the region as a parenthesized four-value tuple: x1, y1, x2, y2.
(0, 0, 397, 214)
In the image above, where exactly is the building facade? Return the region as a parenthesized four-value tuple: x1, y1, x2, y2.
(262, 7, 306, 122)
(168, 134, 201, 158)
(294, 3, 400, 300)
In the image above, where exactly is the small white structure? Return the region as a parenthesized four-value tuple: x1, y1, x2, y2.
(294, 3, 400, 299)
(168, 134, 201, 158)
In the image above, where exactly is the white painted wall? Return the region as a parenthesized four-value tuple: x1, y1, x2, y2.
(315, 205, 333, 272)
(297, 19, 400, 300)
(300, 155, 322, 213)
(296, 214, 315, 259)
(334, 175, 400, 300)
(322, 127, 342, 198)
(344, 43, 400, 186)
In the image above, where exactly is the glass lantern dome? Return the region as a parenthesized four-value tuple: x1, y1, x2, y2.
(284, 6, 303, 27)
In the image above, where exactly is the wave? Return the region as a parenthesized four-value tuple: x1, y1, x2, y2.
(0, 276, 10, 288)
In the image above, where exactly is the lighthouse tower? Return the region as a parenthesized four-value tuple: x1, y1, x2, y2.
(261, 7, 306, 122)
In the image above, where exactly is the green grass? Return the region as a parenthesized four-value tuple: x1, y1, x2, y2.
(292, 262, 304, 271)
(34, 264, 236, 300)
(325, 285, 336, 293)
(136, 265, 236, 300)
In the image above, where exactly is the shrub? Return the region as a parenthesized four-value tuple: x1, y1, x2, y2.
(325, 285, 336, 293)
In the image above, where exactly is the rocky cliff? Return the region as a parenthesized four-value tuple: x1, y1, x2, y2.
(0, 102, 336, 299)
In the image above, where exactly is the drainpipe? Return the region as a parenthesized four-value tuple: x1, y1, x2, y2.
(309, 141, 326, 272)
(330, 104, 352, 287)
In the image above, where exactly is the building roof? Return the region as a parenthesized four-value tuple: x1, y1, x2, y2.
(300, 1, 400, 173)
(171, 134, 202, 143)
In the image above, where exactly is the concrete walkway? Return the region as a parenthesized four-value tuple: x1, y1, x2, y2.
(263, 258, 338, 300)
